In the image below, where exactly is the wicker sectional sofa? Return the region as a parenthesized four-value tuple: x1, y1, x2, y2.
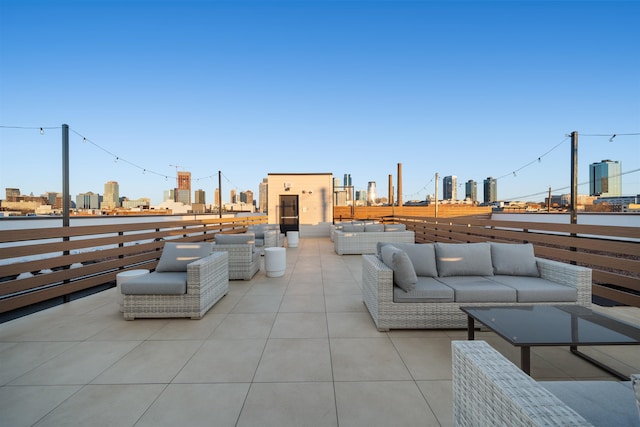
(333, 222, 415, 255)
(363, 242, 592, 331)
(452, 340, 640, 427)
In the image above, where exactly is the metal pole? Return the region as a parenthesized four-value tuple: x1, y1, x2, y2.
(62, 124, 69, 227)
(434, 172, 439, 219)
(218, 170, 222, 218)
(570, 131, 578, 225)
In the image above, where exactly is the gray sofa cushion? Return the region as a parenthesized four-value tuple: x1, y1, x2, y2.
(490, 242, 539, 277)
(488, 275, 577, 302)
(436, 276, 517, 302)
(381, 245, 418, 292)
(393, 277, 455, 303)
(384, 223, 407, 232)
(155, 242, 213, 272)
(541, 380, 639, 427)
(342, 223, 365, 233)
(392, 243, 438, 277)
(435, 242, 494, 277)
(121, 271, 187, 295)
(215, 233, 255, 245)
(365, 223, 385, 232)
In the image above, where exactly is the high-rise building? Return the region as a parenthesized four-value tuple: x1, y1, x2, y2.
(367, 181, 377, 205)
(483, 177, 497, 203)
(214, 188, 221, 207)
(76, 192, 101, 209)
(443, 175, 457, 201)
(259, 178, 268, 213)
(241, 190, 254, 206)
(5, 188, 20, 199)
(343, 174, 353, 201)
(194, 189, 206, 204)
(101, 181, 119, 209)
(230, 189, 237, 204)
(589, 160, 622, 197)
(176, 171, 191, 204)
(465, 180, 477, 202)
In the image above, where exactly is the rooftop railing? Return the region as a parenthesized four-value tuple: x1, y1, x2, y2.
(393, 214, 640, 308)
(0, 215, 266, 315)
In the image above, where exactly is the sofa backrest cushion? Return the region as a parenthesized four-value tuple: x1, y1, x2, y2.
(342, 223, 365, 232)
(365, 223, 385, 232)
(156, 242, 213, 272)
(384, 223, 407, 232)
(381, 245, 418, 292)
(434, 242, 493, 277)
(392, 243, 438, 277)
(490, 242, 540, 277)
(215, 233, 255, 245)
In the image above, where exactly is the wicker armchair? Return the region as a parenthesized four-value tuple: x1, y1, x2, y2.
(122, 243, 229, 320)
(212, 233, 260, 280)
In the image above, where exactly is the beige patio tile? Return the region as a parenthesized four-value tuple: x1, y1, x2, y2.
(390, 337, 453, 380)
(330, 337, 412, 381)
(254, 338, 332, 382)
(0, 385, 81, 427)
(33, 384, 164, 427)
(270, 312, 328, 338)
(237, 382, 337, 427)
(92, 340, 201, 384)
(209, 313, 276, 339)
(416, 380, 453, 427)
(335, 381, 440, 427)
(173, 339, 266, 383)
(327, 312, 382, 338)
(135, 383, 250, 427)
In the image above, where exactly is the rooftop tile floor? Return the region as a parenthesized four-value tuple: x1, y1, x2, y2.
(1, 237, 639, 426)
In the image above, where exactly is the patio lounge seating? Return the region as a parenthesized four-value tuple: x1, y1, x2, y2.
(121, 242, 229, 320)
(211, 233, 260, 280)
(452, 340, 640, 427)
(333, 222, 415, 255)
(363, 242, 592, 330)
(247, 223, 284, 253)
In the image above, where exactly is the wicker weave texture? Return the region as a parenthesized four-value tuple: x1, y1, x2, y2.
(211, 244, 260, 280)
(123, 252, 229, 320)
(362, 254, 592, 331)
(452, 340, 592, 426)
(334, 230, 415, 255)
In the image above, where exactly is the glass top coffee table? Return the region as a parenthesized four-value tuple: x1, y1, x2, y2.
(460, 305, 640, 379)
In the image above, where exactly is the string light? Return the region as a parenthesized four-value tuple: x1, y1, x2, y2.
(39, 127, 44, 135)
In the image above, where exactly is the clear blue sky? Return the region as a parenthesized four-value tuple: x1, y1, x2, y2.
(1, 0, 639, 206)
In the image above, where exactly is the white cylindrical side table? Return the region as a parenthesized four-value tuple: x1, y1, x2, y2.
(264, 247, 286, 277)
(116, 269, 150, 312)
(287, 231, 299, 248)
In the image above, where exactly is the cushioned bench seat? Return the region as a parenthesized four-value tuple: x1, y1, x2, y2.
(121, 271, 187, 295)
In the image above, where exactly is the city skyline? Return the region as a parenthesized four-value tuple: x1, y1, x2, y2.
(1, 1, 639, 205)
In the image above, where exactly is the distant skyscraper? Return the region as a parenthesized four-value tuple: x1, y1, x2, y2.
(367, 181, 377, 205)
(214, 188, 221, 206)
(483, 177, 497, 203)
(5, 188, 20, 199)
(443, 175, 457, 201)
(589, 160, 622, 197)
(194, 189, 206, 204)
(259, 178, 268, 213)
(102, 181, 119, 209)
(242, 190, 254, 206)
(76, 192, 101, 209)
(344, 173, 353, 201)
(465, 180, 477, 202)
(176, 171, 191, 204)
(230, 189, 237, 204)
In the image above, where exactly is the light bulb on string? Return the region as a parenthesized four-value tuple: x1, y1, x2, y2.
(40, 128, 44, 135)
(143, 169, 146, 175)
(83, 137, 87, 143)
(115, 157, 119, 163)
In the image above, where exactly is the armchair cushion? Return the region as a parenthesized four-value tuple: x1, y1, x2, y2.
(121, 271, 186, 295)
(215, 233, 255, 245)
(490, 242, 539, 277)
(384, 223, 406, 232)
(155, 242, 213, 272)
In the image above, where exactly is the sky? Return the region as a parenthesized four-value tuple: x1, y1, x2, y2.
(1, 0, 639, 206)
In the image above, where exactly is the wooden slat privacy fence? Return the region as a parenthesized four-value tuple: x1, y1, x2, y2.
(392, 214, 640, 308)
(0, 215, 266, 314)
